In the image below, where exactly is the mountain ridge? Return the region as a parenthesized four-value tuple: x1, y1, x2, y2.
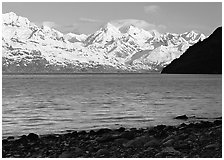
(2, 12, 207, 73)
(161, 27, 222, 74)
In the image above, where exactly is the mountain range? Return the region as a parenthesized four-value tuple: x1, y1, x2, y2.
(161, 27, 222, 74)
(2, 12, 206, 73)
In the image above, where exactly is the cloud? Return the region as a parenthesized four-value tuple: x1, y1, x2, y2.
(79, 17, 102, 23)
(42, 21, 58, 28)
(144, 5, 160, 14)
(110, 19, 166, 33)
(56, 23, 81, 34)
(158, 24, 167, 30)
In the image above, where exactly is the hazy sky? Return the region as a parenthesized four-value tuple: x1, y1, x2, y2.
(2, 2, 222, 36)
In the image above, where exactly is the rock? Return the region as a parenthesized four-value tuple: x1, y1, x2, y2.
(214, 120, 222, 126)
(174, 140, 191, 149)
(96, 128, 112, 135)
(155, 147, 182, 157)
(144, 138, 160, 147)
(144, 147, 158, 154)
(71, 131, 78, 137)
(27, 133, 39, 141)
(114, 138, 128, 145)
(95, 149, 110, 157)
(120, 131, 135, 140)
(178, 133, 189, 140)
(7, 136, 14, 140)
(162, 139, 175, 147)
(197, 121, 213, 128)
(45, 134, 58, 140)
(155, 125, 167, 130)
(115, 127, 125, 132)
(163, 126, 175, 132)
(59, 151, 74, 158)
(204, 143, 219, 150)
(124, 135, 149, 148)
(2, 139, 8, 144)
(178, 123, 187, 130)
(64, 132, 72, 138)
(89, 130, 95, 135)
(78, 130, 87, 135)
(162, 135, 175, 143)
(18, 135, 28, 144)
(96, 134, 119, 143)
(174, 115, 188, 120)
(130, 128, 137, 131)
(59, 147, 83, 158)
(154, 130, 168, 139)
(30, 150, 43, 158)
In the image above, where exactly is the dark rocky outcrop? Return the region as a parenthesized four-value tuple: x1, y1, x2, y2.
(161, 27, 222, 74)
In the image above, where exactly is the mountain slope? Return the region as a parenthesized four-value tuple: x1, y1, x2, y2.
(161, 27, 222, 74)
(2, 12, 206, 73)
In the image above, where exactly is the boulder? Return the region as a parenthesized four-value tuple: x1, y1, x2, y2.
(27, 133, 39, 141)
(174, 115, 188, 120)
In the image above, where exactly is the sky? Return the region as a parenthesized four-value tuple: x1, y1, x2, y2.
(2, 2, 222, 36)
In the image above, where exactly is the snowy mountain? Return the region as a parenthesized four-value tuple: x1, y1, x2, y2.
(2, 12, 206, 73)
(161, 27, 222, 74)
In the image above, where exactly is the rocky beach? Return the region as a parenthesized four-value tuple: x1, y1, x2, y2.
(2, 118, 222, 158)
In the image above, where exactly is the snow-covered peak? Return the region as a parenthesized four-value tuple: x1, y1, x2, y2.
(85, 23, 122, 44)
(64, 33, 87, 42)
(103, 23, 118, 31)
(126, 25, 155, 42)
(186, 30, 199, 38)
(2, 12, 30, 27)
(181, 30, 206, 42)
(41, 25, 52, 32)
(149, 30, 161, 39)
(102, 23, 121, 36)
(198, 33, 206, 41)
(128, 25, 141, 34)
(2, 12, 208, 73)
(52, 29, 64, 38)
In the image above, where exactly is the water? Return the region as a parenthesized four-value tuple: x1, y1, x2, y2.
(2, 74, 222, 137)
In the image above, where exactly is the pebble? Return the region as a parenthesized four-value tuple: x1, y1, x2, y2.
(2, 120, 222, 158)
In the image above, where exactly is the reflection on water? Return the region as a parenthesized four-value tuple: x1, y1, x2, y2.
(2, 74, 222, 137)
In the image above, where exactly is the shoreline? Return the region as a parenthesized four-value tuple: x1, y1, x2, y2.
(2, 119, 222, 158)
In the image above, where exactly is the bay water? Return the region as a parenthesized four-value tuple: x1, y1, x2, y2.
(2, 74, 222, 137)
